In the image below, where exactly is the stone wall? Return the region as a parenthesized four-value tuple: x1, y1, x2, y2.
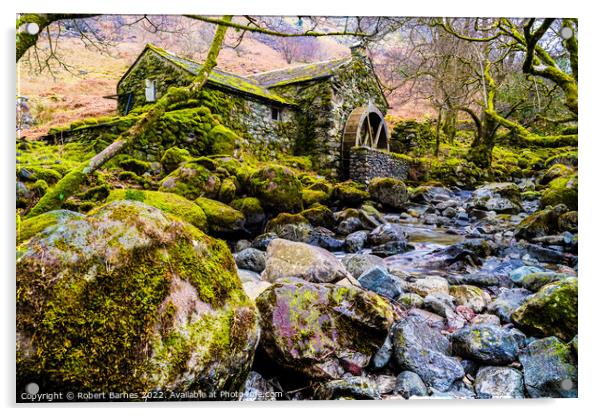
(349, 147, 410, 183)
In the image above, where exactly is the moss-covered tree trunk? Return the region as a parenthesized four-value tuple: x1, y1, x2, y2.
(27, 16, 233, 218)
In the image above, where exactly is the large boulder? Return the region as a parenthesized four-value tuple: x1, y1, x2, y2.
(106, 189, 208, 231)
(474, 366, 524, 399)
(468, 182, 522, 214)
(261, 239, 351, 283)
(450, 324, 520, 364)
(512, 278, 578, 341)
(159, 160, 221, 200)
(256, 278, 395, 379)
(519, 337, 577, 398)
(392, 315, 464, 391)
(230, 197, 266, 230)
(16, 200, 259, 394)
(368, 177, 408, 210)
(249, 164, 303, 213)
(194, 197, 246, 235)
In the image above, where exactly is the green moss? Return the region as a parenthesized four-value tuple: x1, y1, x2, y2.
(229, 197, 264, 226)
(333, 180, 369, 207)
(194, 196, 245, 234)
(160, 147, 191, 174)
(75, 184, 111, 202)
(118, 157, 151, 175)
(217, 178, 237, 203)
(30, 179, 49, 197)
(17, 210, 82, 244)
(248, 164, 303, 213)
(302, 189, 328, 206)
(106, 189, 208, 231)
(541, 175, 578, 210)
(207, 125, 238, 155)
(301, 204, 335, 228)
(23, 166, 62, 184)
(17, 201, 256, 393)
(512, 278, 578, 341)
(265, 212, 309, 233)
(159, 161, 221, 200)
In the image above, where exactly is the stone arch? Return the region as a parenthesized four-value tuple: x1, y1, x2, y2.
(341, 102, 389, 177)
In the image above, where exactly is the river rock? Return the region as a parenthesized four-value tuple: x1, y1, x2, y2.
(487, 288, 532, 322)
(262, 238, 351, 283)
(345, 230, 368, 253)
(251, 232, 278, 250)
(234, 248, 267, 273)
(394, 371, 428, 398)
(520, 272, 570, 292)
(314, 376, 381, 400)
(256, 278, 395, 380)
(358, 266, 404, 299)
(468, 182, 522, 214)
(16, 200, 259, 394)
(240, 371, 277, 401)
(368, 223, 408, 246)
(451, 324, 520, 364)
(519, 337, 577, 398)
(474, 366, 524, 399)
(449, 285, 491, 313)
(404, 276, 449, 297)
(511, 277, 577, 341)
(249, 164, 303, 213)
(509, 265, 545, 285)
(392, 315, 464, 391)
(342, 253, 387, 279)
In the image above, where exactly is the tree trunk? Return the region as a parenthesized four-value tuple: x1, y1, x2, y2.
(434, 107, 442, 157)
(27, 16, 233, 218)
(442, 108, 457, 145)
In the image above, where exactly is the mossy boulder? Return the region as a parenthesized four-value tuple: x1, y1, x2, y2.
(16, 200, 259, 395)
(217, 178, 237, 203)
(558, 211, 578, 233)
(301, 204, 336, 229)
(302, 189, 329, 206)
(249, 164, 303, 213)
(540, 163, 573, 186)
(230, 197, 265, 229)
(160, 147, 191, 174)
(265, 213, 309, 234)
(118, 157, 151, 175)
(194, 197, 246, 235)
(333, 180, 370, 207)
(106, 189, 208, 232)
(207, 125, 238, 155)
(540, 175, 578, 211)
(368, 177, 408, 209)
(256, 277, 395, 379)
(159, 161, 221, 200)
(512, 277, 578, 341)
(17, 210, 83, 244)
(515, 204, 568, 241)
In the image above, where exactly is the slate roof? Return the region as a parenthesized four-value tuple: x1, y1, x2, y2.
(247, 58, 350, 87)
(142, 44, 296, 106)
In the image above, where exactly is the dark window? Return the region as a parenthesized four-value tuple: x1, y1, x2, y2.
(271, 107, 281, 121)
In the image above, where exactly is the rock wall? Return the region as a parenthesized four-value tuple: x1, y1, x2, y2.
(349, 147, 410, 183)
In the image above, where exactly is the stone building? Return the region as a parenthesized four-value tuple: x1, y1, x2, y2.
(116, 43, 390, 177)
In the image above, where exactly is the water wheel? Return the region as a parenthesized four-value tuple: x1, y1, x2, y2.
(341, 102, 389, 177)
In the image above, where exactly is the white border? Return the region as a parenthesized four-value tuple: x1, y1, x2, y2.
(3, 1, 600, 415)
